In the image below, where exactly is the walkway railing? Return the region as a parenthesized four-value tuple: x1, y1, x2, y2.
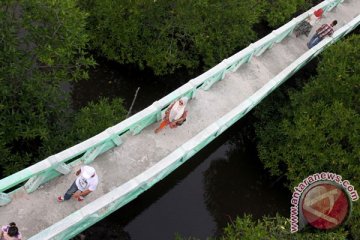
(30, 13, 360, 239)
(0, 0, 345, 204)
(0, 0, 359, 238)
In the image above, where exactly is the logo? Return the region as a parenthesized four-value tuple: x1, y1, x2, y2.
(78, 176, 88, 189)
(301, 182, 350, 230)
(290, 172, 358, 233)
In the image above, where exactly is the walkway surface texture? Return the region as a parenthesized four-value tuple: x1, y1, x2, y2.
(1, 1, 360, 239)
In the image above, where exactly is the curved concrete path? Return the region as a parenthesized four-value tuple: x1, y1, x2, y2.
(1, 1, 359, 238)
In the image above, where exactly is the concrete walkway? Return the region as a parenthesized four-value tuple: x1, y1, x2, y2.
(1, 1, 359, 238)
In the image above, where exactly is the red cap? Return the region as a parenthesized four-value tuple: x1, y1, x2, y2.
(314, 9, 323, 18)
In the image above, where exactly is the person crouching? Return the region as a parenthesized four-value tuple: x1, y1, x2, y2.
(155, 97, 188, 133)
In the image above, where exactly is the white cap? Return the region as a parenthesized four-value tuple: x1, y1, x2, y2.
(81, 166, 95, 179)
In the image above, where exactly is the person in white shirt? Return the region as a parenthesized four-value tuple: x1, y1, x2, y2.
(57, 165, 99, 202)
(155, 97, 188, 133)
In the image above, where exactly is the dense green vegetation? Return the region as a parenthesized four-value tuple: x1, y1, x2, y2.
(221, 215, 347, 240)
(0, 0, 126, 176)
(254, 34, 360, 238)
(80, 0, 266, 75)
(265, 0, 310, 27)
(1, 0, 358, 238)
(0, 0, 314, 176)
(176, 215, 347, 240)
(176, 32, 359, 240)
(79, 0, 313, 75)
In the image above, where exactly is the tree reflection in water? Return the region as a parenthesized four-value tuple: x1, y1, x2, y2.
(73, 220, 131, 240)
(203, 120, 291, 236)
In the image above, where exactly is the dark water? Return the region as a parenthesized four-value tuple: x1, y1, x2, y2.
(72, 61, 291, 240)
(72, 59, 202, 113)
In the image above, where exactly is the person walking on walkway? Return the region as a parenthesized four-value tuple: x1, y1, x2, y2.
(58, 165, 99, 202)
(155, 97, 189, 133)
(0, 222, 22, 240)
(307, 20, 337, 49)
(294, 8, 323, 37)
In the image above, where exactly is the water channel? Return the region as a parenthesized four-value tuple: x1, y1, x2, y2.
(71, 60, 292, 240)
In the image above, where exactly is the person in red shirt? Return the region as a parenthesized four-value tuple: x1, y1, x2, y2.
(307, 20, 337, 49)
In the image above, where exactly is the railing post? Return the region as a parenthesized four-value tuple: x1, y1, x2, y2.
(24, 159, 57, 193)
(324, 0, 342, 12)
(151, 101, 163, 122)
(48, 156, 72, 175)
(25, 173, 47, 193)
(246, 43, 256, 62)
(273, 28, 294, 43)
(201, 61, 229, 90)
(186, 82, 198, 99)
(201, 71, 222, 90)
(24, 156, 73, 193)
(82, 142, 109, 164)
(106, 128, 123, 147)
(129, 105, 158, 135)
(0, 192, 11, 206)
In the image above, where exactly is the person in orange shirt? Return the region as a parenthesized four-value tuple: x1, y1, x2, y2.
(155, 97, 188, 133)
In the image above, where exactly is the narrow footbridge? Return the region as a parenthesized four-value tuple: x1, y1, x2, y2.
(1, 0, 359, 239)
